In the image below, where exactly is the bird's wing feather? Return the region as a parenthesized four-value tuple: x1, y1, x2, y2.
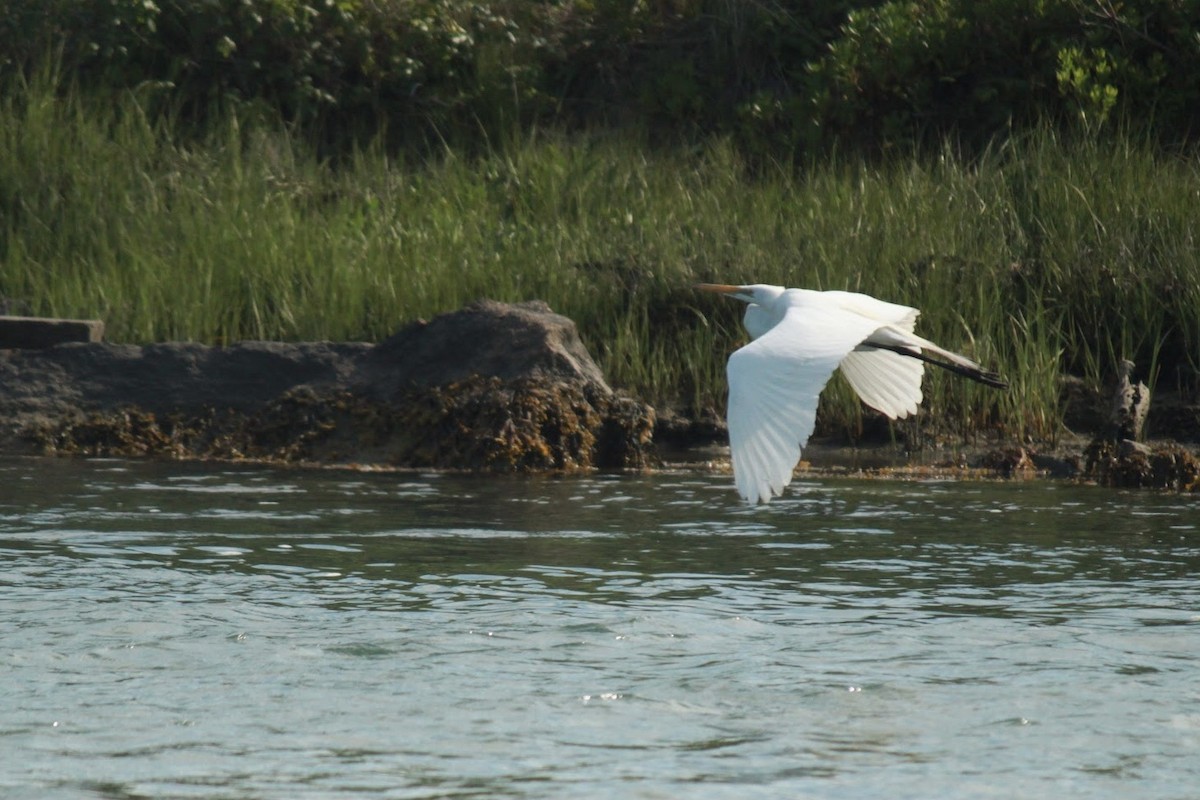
(823, 290, 920, 332)
(837, 348, 924, 419)
(864, 325, 985, 373)
(727, 305, 881, 504)
(822, 293, 948, 418)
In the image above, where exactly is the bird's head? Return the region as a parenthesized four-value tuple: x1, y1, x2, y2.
(695, 283, 786, 307)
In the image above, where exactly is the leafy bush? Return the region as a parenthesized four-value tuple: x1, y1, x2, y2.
(1062, 0, 1200, 135)
(2, 1, 1199, 156)
(0, 0, 550, 145)
(808, 0, 1200, 151)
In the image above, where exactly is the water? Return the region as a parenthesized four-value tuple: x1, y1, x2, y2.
(1, 456, 1198, 800)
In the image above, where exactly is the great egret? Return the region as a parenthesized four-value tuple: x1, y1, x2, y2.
(697, 283, 1007, 504)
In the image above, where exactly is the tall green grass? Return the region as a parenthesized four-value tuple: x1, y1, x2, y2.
(3, 75, 1200, 442)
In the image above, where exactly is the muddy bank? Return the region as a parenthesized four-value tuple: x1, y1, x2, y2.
(2, 300, 1199, 489)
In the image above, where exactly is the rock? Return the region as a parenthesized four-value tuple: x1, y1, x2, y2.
(1074, 360, 1194, 489)
(979, 447, 1036, 477)
(342, 375, 652, 471)
(1108, 359, 1150, 442)
(0, 315, 105, 348)
(1118, 439, 1151, 458)
(0, 301, 655, 472)
(0, 341, 369, 417)
(1030, 452, 1081, 479)
(651, 407, 728, 461)
(1083, 438, 1200, 490)
(361, 300, 610, 395)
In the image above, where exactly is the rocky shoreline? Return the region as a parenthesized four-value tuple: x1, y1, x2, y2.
(0, 301, 654, 473)
(2, 301, 1198, 490)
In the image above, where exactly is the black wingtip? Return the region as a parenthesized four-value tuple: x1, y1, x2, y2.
(977, 371, 1009, 391)
(866, 342, 1009, 390)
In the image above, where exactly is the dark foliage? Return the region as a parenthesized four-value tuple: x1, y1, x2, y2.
(3, 1, 1199, 154)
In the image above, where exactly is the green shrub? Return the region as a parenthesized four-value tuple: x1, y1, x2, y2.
(0, 0, 550, 146)
(809, 0, 1071, 150)
(3, 2, 1200, 156)
(808, 0, 1200, 152)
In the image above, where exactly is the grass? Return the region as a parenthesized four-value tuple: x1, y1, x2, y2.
(3, 74, 1200, 444)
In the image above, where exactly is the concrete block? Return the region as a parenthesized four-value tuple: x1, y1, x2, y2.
(0, 316, 105, 349)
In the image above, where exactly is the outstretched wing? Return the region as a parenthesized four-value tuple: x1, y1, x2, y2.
(837, 348, 924, 419)
(822, 290, 920, 332)
(726, 305, 881, 504)
(826, 291, 924, 419)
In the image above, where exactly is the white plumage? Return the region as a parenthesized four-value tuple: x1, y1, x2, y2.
(698, 283, 1006, 504)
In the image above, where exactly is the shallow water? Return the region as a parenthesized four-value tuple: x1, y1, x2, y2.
(1, 456, 1198, 799)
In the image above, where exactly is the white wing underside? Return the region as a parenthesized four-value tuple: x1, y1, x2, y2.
(727, 292, 927, 504)
(838, 348, 924, 419)
(832, 291, 926, 418)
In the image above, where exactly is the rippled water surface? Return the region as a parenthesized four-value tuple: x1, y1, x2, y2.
(2, 456, 1199, 799)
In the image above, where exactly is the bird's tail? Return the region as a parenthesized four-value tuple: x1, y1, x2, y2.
(862, 327, 1009, 390)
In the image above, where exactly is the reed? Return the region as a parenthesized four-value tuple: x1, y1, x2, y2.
(3, 77, 1199, 442)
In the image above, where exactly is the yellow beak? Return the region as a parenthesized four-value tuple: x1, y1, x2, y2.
(694, 283, 743, 295)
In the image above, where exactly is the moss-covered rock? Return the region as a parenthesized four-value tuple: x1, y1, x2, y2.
(1083, 439, 1200, 491)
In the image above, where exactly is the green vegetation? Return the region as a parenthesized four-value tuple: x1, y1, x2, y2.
(2, 1, 1198, 154)
(4, 70, 1200, 443)
(3, 1, 1200, 445)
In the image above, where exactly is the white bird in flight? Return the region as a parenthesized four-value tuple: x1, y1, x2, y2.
(697, 283, 1007, 504)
